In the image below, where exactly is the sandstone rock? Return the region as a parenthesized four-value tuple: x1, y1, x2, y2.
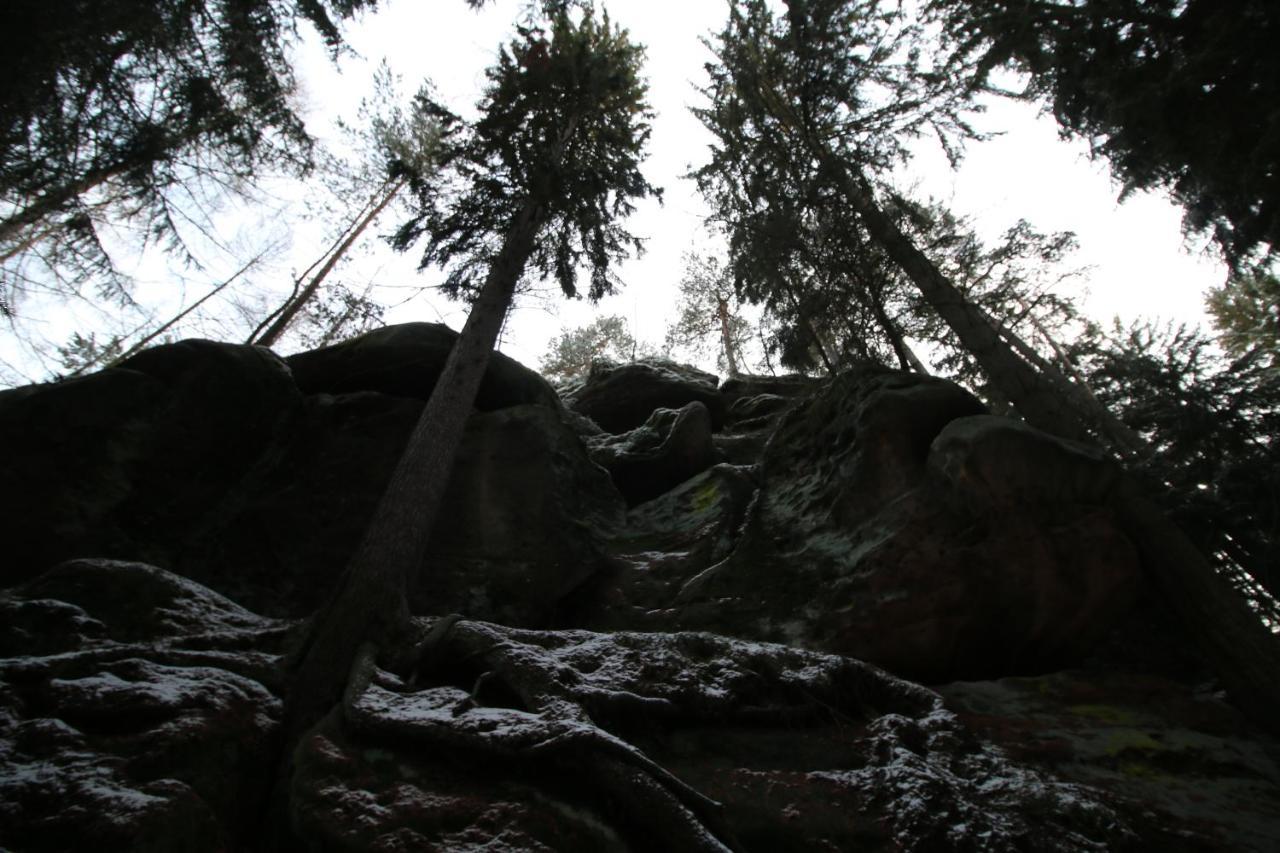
(569, 359, 726, 433)
(181, 399, 623, 623)
(0, 340, 300, 590)
(413, 403, 626, 626)
(570, 463, 758, 630)
(289, 618, 1137, 852)
(941, 668, 1280, 851)
(11, 558, 275, 645)
(717, 372, 817, 410)
(673, 368, 1142, 682)
(0, 561, 286, 851)
(0, 334, 617, 621)
(586, 401, 720, 507)
(285, 321, 558, 410)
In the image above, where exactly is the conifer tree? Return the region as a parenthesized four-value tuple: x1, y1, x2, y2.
(665, 252, 752, 377)
(927, 0, 1280, 268)
(541, 314, 641, 384)
(1206, 271, 1280, 370)
(0, 0, 376, 307)
(697, 0, 1280, 735)
(695, 0, 1091, 438)
(286, 1, 658, 738)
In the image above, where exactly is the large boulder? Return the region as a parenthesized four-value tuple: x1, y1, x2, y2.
(411, 403, 626, 625)
(0, 330, 617, 620)
(568, 359, 726, 433)
(0, 560, 285, 851)
(586, 401, 720, 507)
(0, 340, 301, 590)
(672, 368, 1142, 682)
(285, 321, 559, 410)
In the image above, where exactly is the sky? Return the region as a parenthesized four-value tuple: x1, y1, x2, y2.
(292, 0, 1228, 371)
(0, 0, 1230, 385)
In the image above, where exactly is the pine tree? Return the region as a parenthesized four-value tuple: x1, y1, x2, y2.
(664, 253, 752, 377)
(541, 315, 641, 384)
(927, 0, 1280, 268)
(0, 0, 376, 308)
(1206, 270, 1280, 370)
(695, 0, 1091, 438)
(697, 0, 1280, 735)
(285, 0, 658, 745)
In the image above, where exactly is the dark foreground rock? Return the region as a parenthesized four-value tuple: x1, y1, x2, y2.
(667, 370, 1142, 682)
(2, 336, 1278, 850)
(0, 325, 615, 620)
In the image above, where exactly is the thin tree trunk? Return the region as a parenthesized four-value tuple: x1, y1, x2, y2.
(1112, 477, 1280, 736)
(62, 244, 274, 378)
(284, 196, 545, 736)
(779, 282, 837, 374)
(828, 162, 1280, 731)
(716, 295, 741, 377)
(1020, 304, 1149, 456)
(866, 285, 929, 374)
(0, 161, 132, 246)
(252, 177, 406, 348)
(830, 163, 1092, 439)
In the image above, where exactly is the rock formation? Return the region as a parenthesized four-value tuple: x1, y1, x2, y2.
(2, 323, 1278, 851)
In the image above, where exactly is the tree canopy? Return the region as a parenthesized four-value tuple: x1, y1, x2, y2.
(393, 4, 660, 304)
(928, 0, 1280, 268)
(0, 0, 376, 306)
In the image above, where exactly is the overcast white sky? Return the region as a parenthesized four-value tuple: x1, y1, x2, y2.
(298, 0, 1225, 372)
(0, 0, 1229, 384)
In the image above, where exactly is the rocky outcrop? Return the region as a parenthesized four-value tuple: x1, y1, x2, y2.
(586, 401, 720, 506)
(0, 325, 615, 620)
(285, 321, 559, 409)
(670, 369, 1142, 682)
(0, 559, 286, 851)
(2, 332, 1278, 851)
(567, 359, 726, 433)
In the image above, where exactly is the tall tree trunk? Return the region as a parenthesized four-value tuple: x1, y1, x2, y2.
(986, 303, 1148, 456)
(715, 294, 741, 377)
(824, 160, 1280, 731)
(1112, 477, 1280, 736)
(252, 177, 406, 348)
(864, 284, 929, 374)
(284, 196, 545, 737)
(830, 162, 1092, 439)
(0, 161, 132, 247)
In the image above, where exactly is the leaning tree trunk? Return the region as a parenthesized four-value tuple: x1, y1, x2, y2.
(251, 177, 407, 348)
(716, 294, 742, 377)
(283, 196, 545, 738)
(829, 162, 1093, 440)
(826, 160, 1280, 736)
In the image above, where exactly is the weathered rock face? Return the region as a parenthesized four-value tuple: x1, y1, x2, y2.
(0, 325, 615, 620)
(2, 332, 1278, 851)
(0, 559, 286, 851)
(568, 359, 726, 433)
(586, 401, 720, 506)
(668, 369, 1142, 683)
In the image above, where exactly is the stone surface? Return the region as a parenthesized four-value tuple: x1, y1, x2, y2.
(2, 336, 1277, 851)
(568, 359, 726, 433)
(291, 619, 1138, 852)
(941, 668, 1280, 851)
(670, 368, 1142, 682)
(586, 401, 720, 507)
(413, 403, 626, 626)
(0, 560, 286, 852)
(0, 329, 619, 620)
(0, 340, 300, 590)
(284, 321, 560, 410)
